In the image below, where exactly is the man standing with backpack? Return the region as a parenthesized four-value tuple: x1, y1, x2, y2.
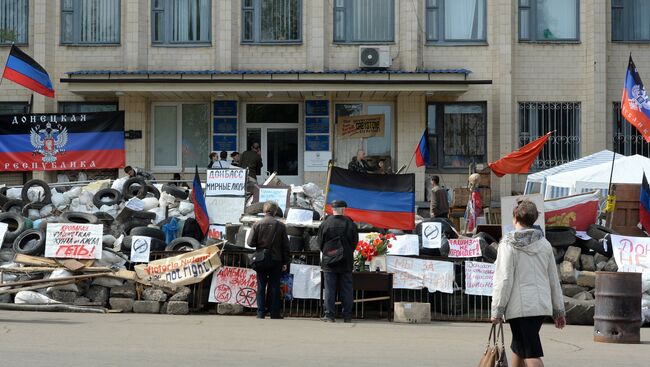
(317, 200, 358, 323)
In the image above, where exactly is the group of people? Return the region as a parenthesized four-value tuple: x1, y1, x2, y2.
(208, 142, 264, 181)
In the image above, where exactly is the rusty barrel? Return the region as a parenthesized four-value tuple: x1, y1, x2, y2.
(594, 272, 642, 343)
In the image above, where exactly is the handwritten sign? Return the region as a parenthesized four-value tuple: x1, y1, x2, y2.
(208, 225, 226, 240)
(421, 222, 442, 249)
(337, 114, 385, 139)
(135, 245, 222, 286)
(386, 256, 454, 294)
(258, 187, 289, 216)
(205, 169, 246, 196)
(208, 266, 258, 308)
(610, 235, 650, 273)
(206, 196, 245, 225)
(286, 208, 313, 225)
(289, 264, 321, 299)
(45, 223, 103, 259)
(465, 261, 495, 296)
(448, 238, 482, 258)
(387, 235, 419, 256)
(130, 236, 151, 263)
(0, 222, 7, 243)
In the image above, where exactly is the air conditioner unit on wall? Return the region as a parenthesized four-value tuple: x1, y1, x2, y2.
(359, 46, 391, 69)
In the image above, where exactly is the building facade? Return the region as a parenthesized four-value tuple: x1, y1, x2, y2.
(0, 0, 648, 204)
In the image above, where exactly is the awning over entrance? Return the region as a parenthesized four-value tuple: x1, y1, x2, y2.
(60, 69, 491, 96)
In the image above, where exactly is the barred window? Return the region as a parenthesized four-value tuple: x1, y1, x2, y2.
(518, 102, 581, 170)
(613, 102, 650, 157)
(0, 0, 28, 44)
(61, 0, 121, 45)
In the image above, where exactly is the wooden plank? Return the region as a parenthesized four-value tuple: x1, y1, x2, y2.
(0, 280, 77, 295)
(58, 259, 87, 272)
(0, 272, 113, 288)
(13, 254, 59, 267)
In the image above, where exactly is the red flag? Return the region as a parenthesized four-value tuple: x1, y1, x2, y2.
(544, 192, 600, 231)
(488, 131, 553, 177)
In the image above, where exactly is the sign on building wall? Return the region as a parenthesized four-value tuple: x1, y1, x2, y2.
(0, 111, 125, 171)
(304, 100, 330, 172)
(213, 101, 238, 153)
(336, 114, 385, 139)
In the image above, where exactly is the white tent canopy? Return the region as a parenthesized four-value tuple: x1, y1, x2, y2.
(524, 150, 623, 198)
(545, 154, 650, 197)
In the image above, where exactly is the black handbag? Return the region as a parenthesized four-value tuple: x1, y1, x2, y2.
(250, 248, 274, 271)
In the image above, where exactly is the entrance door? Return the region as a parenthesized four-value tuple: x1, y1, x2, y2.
(243, 104, 302, 185)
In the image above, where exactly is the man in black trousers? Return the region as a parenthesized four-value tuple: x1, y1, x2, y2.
(317, 200, 358, 323)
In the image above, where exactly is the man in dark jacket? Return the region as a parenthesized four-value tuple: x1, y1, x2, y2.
(247, 201, 290, 319)
(240, 142, 263, 180)
(317, 200, 358, 323)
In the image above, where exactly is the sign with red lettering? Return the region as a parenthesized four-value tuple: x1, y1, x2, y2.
(134, 245, 222, 286)
(207, 225, 225, 241)
(465, 261, 495, 296)
(45, 223, 102, 259)
(208, 266, 258, 308)
(610, 235, 650, 273)
(448, 238, 482, 258)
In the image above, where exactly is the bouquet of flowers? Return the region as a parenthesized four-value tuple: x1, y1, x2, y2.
(355, 232, 395, 271)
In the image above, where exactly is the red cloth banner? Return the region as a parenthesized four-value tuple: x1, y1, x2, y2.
(489, 132, 552, 177)
(544, 192, 600, 231)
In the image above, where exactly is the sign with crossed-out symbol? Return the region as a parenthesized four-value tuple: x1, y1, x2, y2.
(422, 222, 442, 249)
(130, 236, 151, 263)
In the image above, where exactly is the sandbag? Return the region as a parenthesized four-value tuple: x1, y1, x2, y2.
(111, 177, 128, 192)
(46, 269, 79, 292)
(141, 197, 159, 211)
(63, 186, 82, 202)
(92, 277, 124, 288)
(15, 291, 60, 304)
(179, 201, 194, 215)
(6, 187, 22, 200)
(51, 190, 70, 208)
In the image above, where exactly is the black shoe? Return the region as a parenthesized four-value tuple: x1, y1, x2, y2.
(271, 315, 284, 319)
(344, 319, 352, 323)
(256, 315, 265, 319)
(321, 316, 335, 323)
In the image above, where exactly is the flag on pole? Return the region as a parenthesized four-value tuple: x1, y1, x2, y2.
(414, 128, 430, 167)
(325, 166, 415, 230)
(621, 55, 650, 143)
(192, 166, 209, 235)
(639, 173, 650, 233)
(488, 131, 553, 177)
(2, 45, 55, 98)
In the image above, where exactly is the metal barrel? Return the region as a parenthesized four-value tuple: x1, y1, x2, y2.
(594, 272, 642, 344)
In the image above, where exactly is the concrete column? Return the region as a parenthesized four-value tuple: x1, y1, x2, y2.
(123, 0, 148, 70)
(120, 95, 148, 169)
(306, 0, 326, 71)
(396, 94, 427, 200)
(584, 0, 607, 155)
(216, 0, 233, 70)
(396, 0, 420, 71)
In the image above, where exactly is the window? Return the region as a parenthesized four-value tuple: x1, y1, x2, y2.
(519, 0, 579, 42)
(152, 103, 209, 170)
(333, 0, 394, 43)
(152, 0, 211, 44)
(0, 0, 28, 44)
(242, 0, 301, 43)
(612, 0, 650, 42)
(0, 102, 28, 114)
(334, 103, 393, 168)
(613, 102, 650, 157)
(61, 0, 120, 44)
(519, 102, 580, 170)
(58, 102, 118, 113)
(426, 103, 486, 169)
(426, 0, 486, 43)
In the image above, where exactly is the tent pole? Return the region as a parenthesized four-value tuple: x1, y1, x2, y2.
(604, 149, 617, 227)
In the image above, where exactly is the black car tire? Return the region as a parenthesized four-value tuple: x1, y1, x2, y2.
(60, 212, 99, 225)
(13, 229, 46, 256)
(416, 218, 458, 240)
(145, 184, 161, 200)
(21, 202, 45, 217)
(122, 177, 146, 200)
(244, 202, 265, 215)
(162, 185, 189, 200)
(0, 212, 26, 243)
(288, 235, 304, 252)
(286, 225, 305, 237)
(21, 179, 52, 205)
(132, 210, 157, 221)
(586, 224, 618, 241)
(130, 226, 165, 242)
(93, 188, 122, 208)
(2, 199, 24, 213)
(545, 226, 576, 247)
(165, 237, 201, 252)
(0, 193, 9, 207)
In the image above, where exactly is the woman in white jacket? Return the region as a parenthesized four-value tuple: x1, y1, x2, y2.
(491, 199, 566, 367)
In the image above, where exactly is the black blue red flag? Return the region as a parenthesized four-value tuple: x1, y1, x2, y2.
(193, 166, 210, 235)
(415, 128, 430, 167)
(621, 55, 650, 143)
(325, 166, 415, 230)
(640, 173, 650, 233)
(2, 45, 55, 98)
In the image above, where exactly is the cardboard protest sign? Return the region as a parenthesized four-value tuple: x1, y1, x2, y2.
(130, 236, 151, 263)
(286, 208, 313, 225)
(45, 223, 103, 259)
(610, 235, 650, 273)
(386, 256, 454, 294)
(289, 264, 321, 299)
(135, 245, 221, 286)
(0, 222, 7, 243)
(387, 235, 419, 256)
(257, 187, 290, 216)
(465, 261, 495, 296)
(206, 196, 245, 225)
(421, 222, 442, 249)
(205, 169, 246, 196)
(337, 114, 385, 139)
(207, 225, 226, 241)
(208, 266, 258, 308)
(448, 238, 482, 258)
(501, 193, 545, 234)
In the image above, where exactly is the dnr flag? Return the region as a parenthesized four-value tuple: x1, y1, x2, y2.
(193, 166, 210, 235)
(326, 166, 415, 230)
(2, 45, 55, 98)
(621, 55, 650, 143)
(640, 173, 650, 233)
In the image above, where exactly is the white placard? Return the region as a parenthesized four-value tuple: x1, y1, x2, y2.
(386, 255, 454, 294)
(258, 188, 289, 216)
(465, 261, 495, 296)
(500, 194, 545, 234)
(448, 238, 482, 258)
(208, 266, 258, 308)
(206, 196, 245, 225)
(0, 222, 8, 244)
(207, 225, 226, 241)
(304, 151, 332, 172)
(205, 169, 247, 196)
(387, 234, 419, 256)
(286, 208, 313, 225)
(45, 223, 103, 259)
(289, 264, 321, 299)
(610, 234, 650, 273)
(421, 222, 442, 249)
(130, 236, 151, 263)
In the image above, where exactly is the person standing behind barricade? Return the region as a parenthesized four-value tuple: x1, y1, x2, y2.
(317, 200, 358, 323)
(430, 175, 449, 218)
(491, 199, 565, 367)
(247, 201, 289, 319)
(240, 142, 263, 180)
(348, 149, 382, 173)
(207, 152, 218, 169)
(214, 151, 230, 169)
(230, 152, 241, 167)
(124, 165, 156, 181)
